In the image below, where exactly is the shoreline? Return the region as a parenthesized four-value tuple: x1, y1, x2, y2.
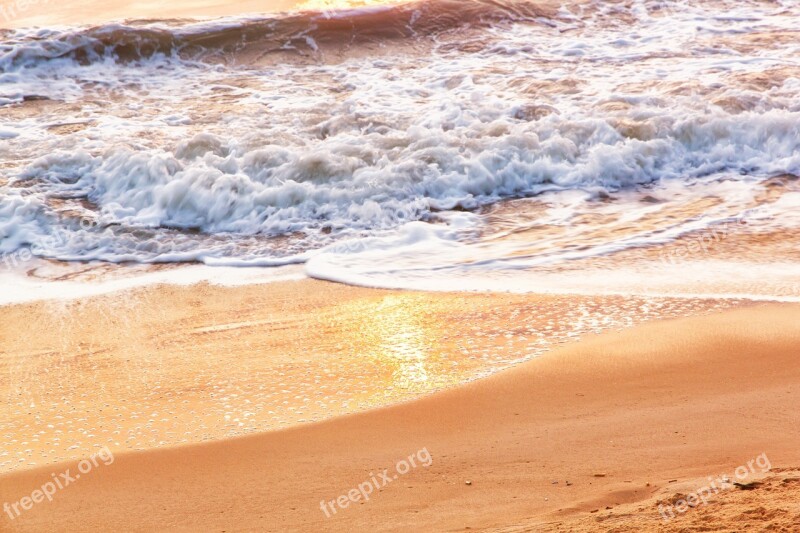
(0, 261, 307, 307)
(2, 299, 799, 531)
(0, 278, 745, 473)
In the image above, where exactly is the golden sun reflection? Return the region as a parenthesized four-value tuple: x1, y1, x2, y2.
(363, 295, 432, 388)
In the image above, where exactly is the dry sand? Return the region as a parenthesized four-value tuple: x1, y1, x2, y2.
(1, 288, 799, 532)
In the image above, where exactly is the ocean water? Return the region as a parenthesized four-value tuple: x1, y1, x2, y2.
(1, 0, 799, 298)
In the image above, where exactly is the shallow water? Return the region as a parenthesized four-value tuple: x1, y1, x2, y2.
(1, 0, 799, 298)
(0, 286, 744, 472)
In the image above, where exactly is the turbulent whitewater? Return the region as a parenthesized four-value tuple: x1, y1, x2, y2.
(1, 0, 799, 297)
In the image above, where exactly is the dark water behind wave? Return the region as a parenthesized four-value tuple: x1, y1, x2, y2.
(0, 0, 551, 69)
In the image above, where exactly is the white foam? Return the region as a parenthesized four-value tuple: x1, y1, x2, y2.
(1, 0, 799, 297)
(0, 264, 306, 306)
(308, 231, 800, 301)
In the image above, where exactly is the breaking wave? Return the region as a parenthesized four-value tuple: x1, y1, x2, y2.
(2, 0, 800, 297)
(0, 0, 549, 70)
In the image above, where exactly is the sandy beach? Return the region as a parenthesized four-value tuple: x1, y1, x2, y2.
(1, 282, 799, 531)
(3, 0, 800, 531)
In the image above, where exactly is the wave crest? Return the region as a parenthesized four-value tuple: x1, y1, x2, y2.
(0, 0, 551, 70)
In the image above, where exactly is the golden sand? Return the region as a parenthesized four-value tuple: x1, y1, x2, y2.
(2, 301, 799, 531)
(0, 279, 742, 472)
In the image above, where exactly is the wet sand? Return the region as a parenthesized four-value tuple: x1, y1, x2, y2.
(1, 298, 799, 531)
(0, 278, 742, 472)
